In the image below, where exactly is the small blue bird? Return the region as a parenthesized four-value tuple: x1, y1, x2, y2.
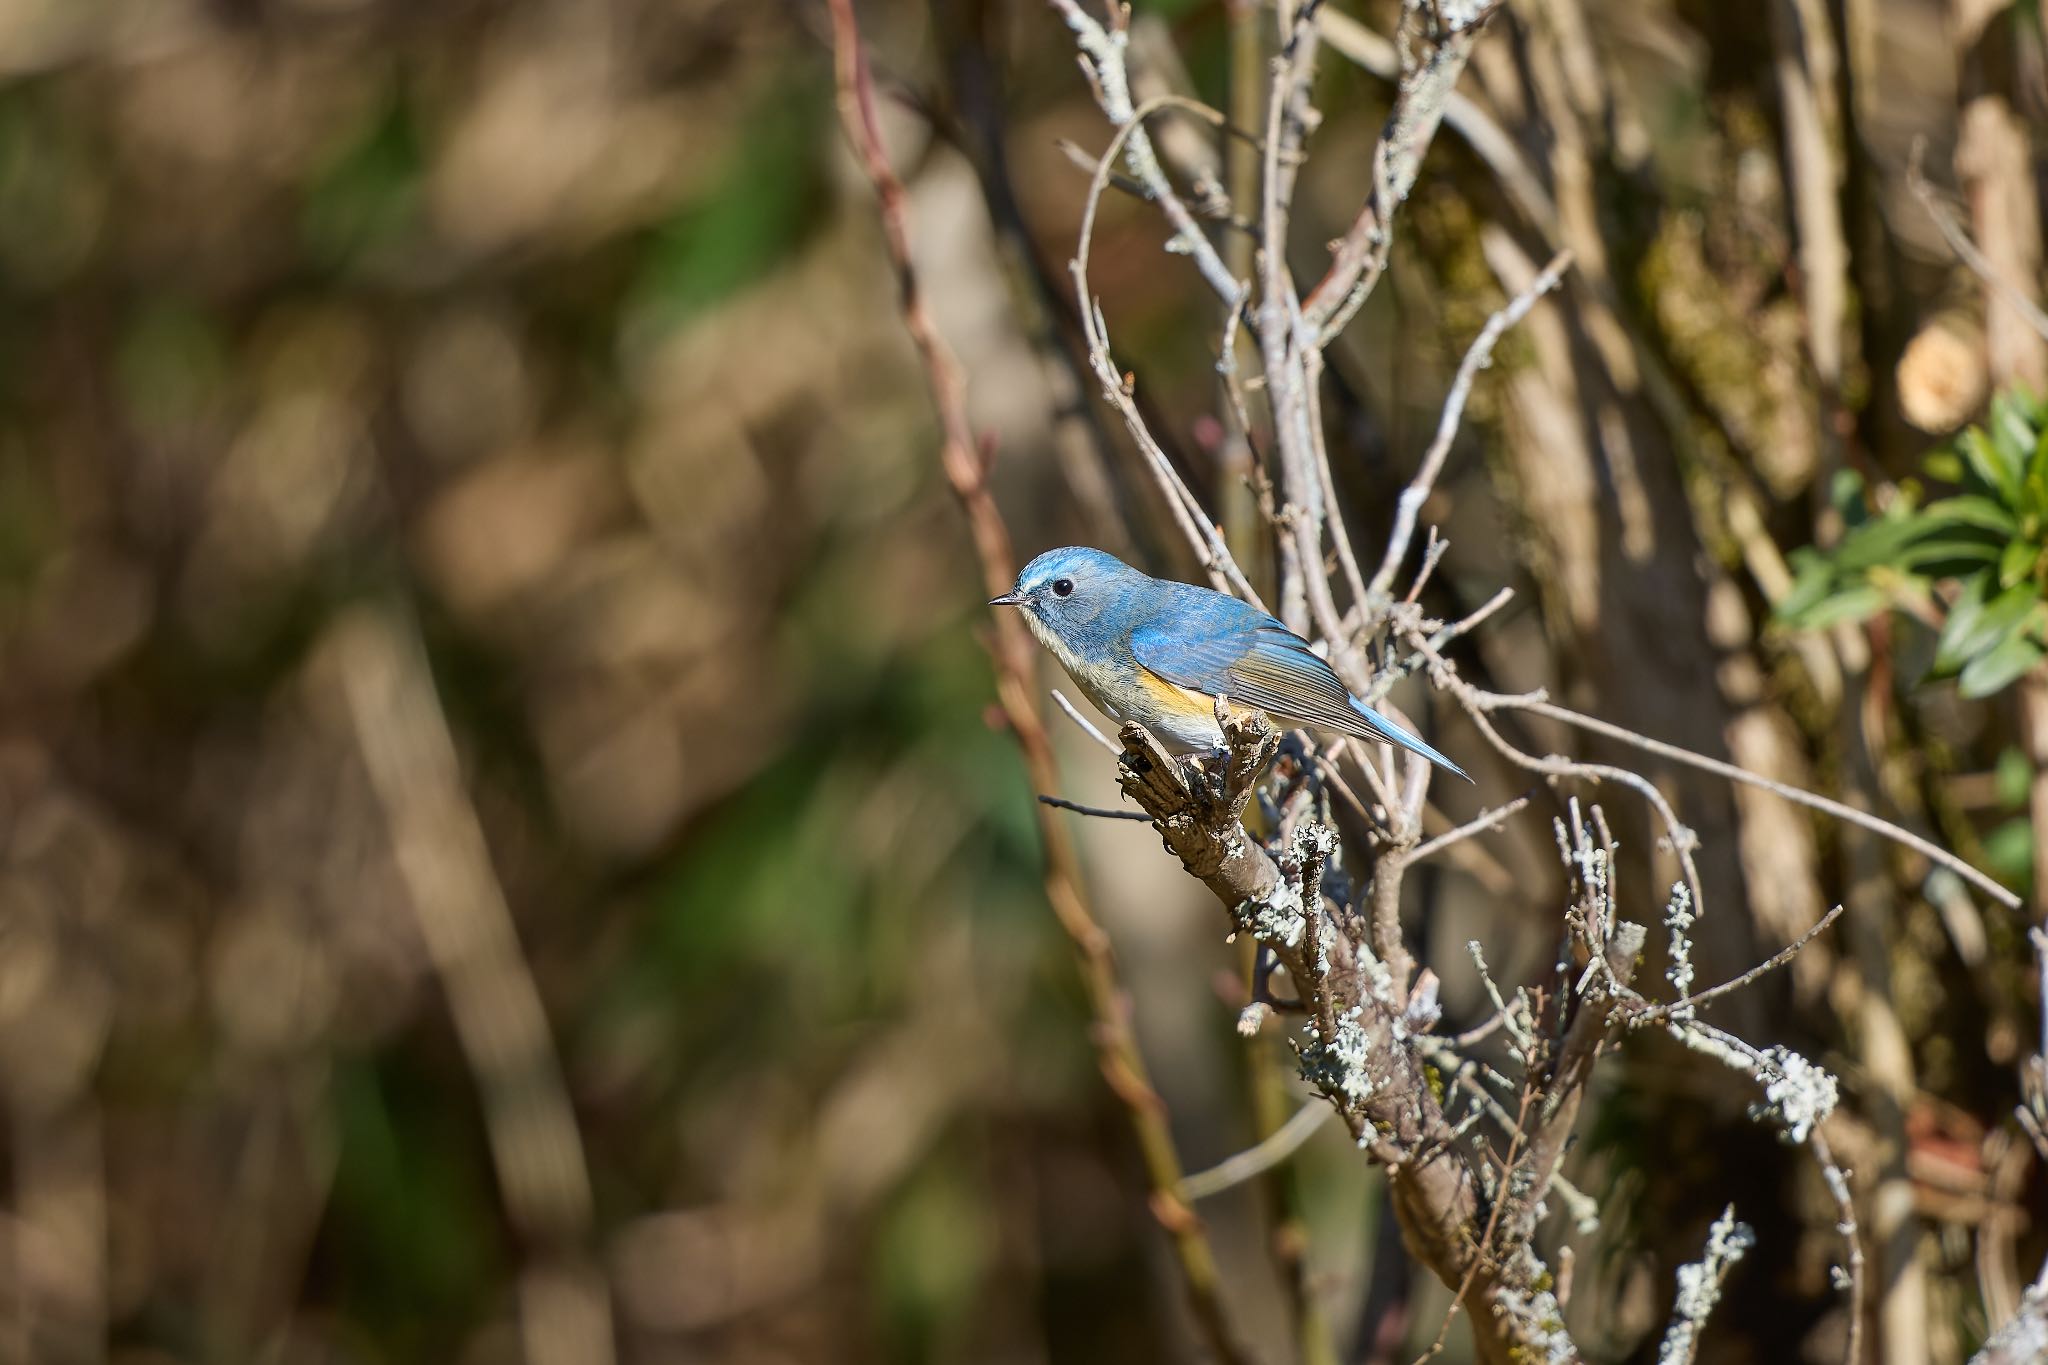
(991, 546, 1470, 781)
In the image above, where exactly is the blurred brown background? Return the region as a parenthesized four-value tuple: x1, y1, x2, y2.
(0, 0, 2046, 1362)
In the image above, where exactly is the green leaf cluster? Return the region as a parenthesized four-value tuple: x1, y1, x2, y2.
(1780, 389, 2048, 698)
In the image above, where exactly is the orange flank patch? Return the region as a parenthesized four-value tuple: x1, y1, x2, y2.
(1135, 668, 1252, 725)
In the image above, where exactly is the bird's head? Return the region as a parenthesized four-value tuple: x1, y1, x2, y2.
(989, 546, 1142, 650)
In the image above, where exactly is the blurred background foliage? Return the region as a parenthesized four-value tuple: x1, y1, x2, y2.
(0, 0, 2046, 1363)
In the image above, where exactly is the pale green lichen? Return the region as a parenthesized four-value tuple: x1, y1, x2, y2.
(1301, 1006, 1375, 1107)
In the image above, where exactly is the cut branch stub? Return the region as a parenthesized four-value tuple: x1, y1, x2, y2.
(1116, 714, 1281, 903)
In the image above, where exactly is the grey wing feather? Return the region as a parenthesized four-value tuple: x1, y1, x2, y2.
(1129, 590, 1473, 780)
(1128, 600, 1365, 735)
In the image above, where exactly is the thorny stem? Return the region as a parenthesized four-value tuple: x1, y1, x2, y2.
(827, 8, 1254, 1362)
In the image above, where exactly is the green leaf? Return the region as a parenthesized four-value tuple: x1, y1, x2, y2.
(1998, 537, 2042, 588)
(1971, 582, 2043, 646)
(1961, 426, 2023, 506)
(1938, 579, 2042, 672)
(1992, 390, 2042, 464)
(1984, 815, 2035, 886)
(1935, 572, 1993, 670)
(1831, 513, 1934, 572)
(1918, 495, 2020, 535)
(1894, 536, 2001, 573)
(1960, 632, 2046, 698)
(1924, 449, 1966, 483)
(1784, 583, 1889, 630)
(1776, 548, 1844, 623)
(2029, 426, 2048, 516)
(2010, 386, 2048, 428)
(1827, 468, 1870, 522)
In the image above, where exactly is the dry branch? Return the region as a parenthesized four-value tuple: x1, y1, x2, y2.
(826, 4, 1253, 1360)
(1113, 713, 1575, 1365)
(956, 2, 2013, 1360)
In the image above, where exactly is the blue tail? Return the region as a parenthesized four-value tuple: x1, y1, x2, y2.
(1349, 700, 1473, 783)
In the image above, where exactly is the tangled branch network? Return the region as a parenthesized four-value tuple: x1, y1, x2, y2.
(833, 0, 2039, 1360)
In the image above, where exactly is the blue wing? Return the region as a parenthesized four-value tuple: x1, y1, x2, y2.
(1130, 586, 1471, 781)
(1128, 597, 1358, 731)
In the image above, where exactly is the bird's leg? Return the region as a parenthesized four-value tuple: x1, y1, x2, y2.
(1178, 694, 1236, 794)
(1201, 694, 1236, 779)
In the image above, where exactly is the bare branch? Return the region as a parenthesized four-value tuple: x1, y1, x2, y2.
(1112, 713, 1574, 1363)
(1180, 1100, 1333, 1201)
(1038, 794, 1152, 821)
(1407, 794, 1533, 866)
(1049, 0, 1245, 306)
(1909, 137, 2048, 346)
(1476, 690, 2022, 911)
(1302, 1, 1505, 340)
(1657, 1206, 1757, 1365)
(1975, 1279, 2048, 1365)
(1632, 905, 1846, 1025)
(1315, 5, 1558, 236)
(1458, 695, 1711, 938)
(1052, 688, 1120, 754)
(1366, 249, 1572, 608)
(1071, 90, 1264, 606)
(1812, 1130, 1866, 1365)
(828, 10, 1253, 1360)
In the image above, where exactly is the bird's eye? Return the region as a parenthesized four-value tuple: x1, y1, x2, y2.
(1051, 578, 1075, 598)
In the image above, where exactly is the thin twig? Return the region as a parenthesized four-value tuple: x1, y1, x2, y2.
(1260, 0, 1326, 638)
(1403, 527, 1450, 606)
(1314, 5, 1559, 236)
(1360, 588, 1517, 690)
(1459, 695, 1712, 940)
(1303, 0, 1504, 338)
(1408, 794, 1532, 865)
(1811, 1128, 1866, 1365)
(1632, 904, 1846, 1024)
(1313, 362, 1373, 617)
(1410, 1081, 1537, 1364)
(1180, 1100, 1334, 1200)
(1052, 688, 1120, 754)
(1450, 1000, 1525, 1050)
(1435, 586, 1516, 645)
(1479, 691, 2022, 911)
(1313, 750, 1390, 834)
(1425, 1057, 1600, 1235)
(1070, 90, 1264, 607)
(1039, 794, 1153, 821)
(829, 11, 1254, 1363)
(1366, 249, 1572, 607)
(1909, 137, 2048, 345)
(1049, 0, 1244, 306)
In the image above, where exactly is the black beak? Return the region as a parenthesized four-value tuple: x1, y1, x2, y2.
(988, 592, 1024, 606)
